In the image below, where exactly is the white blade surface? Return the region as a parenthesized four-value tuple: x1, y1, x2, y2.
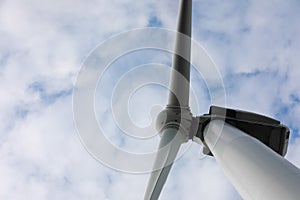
(144, 128, 185, 200)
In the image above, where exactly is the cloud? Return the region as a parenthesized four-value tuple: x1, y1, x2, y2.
(0, 0, 299, 200)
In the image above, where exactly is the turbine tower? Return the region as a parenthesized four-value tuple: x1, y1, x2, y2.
(144, 0, 300, 199)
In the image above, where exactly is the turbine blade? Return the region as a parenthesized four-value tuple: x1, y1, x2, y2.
(168, 0, 192, 107)
(144, 128, 185, 200)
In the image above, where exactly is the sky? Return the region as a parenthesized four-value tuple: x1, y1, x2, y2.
(1, 0, 300, 199)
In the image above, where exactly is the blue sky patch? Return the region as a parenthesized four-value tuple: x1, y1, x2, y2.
(147, 16, 162, 27)
(28, 81, 72, 105)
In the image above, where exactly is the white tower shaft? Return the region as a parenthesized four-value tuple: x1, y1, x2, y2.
(204, 120, 300, 200)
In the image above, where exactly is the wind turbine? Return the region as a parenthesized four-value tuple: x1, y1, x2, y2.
(144, 0, 192, 199)
(144, 0, 300, 199)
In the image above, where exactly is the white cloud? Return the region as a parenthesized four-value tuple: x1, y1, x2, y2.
(0, 0, 299, 199)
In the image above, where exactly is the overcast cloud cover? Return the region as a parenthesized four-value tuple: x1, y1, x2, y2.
(1, 0, 300, 199)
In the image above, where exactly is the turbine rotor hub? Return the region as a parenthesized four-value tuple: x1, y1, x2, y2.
(156, 106, 196, 142)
